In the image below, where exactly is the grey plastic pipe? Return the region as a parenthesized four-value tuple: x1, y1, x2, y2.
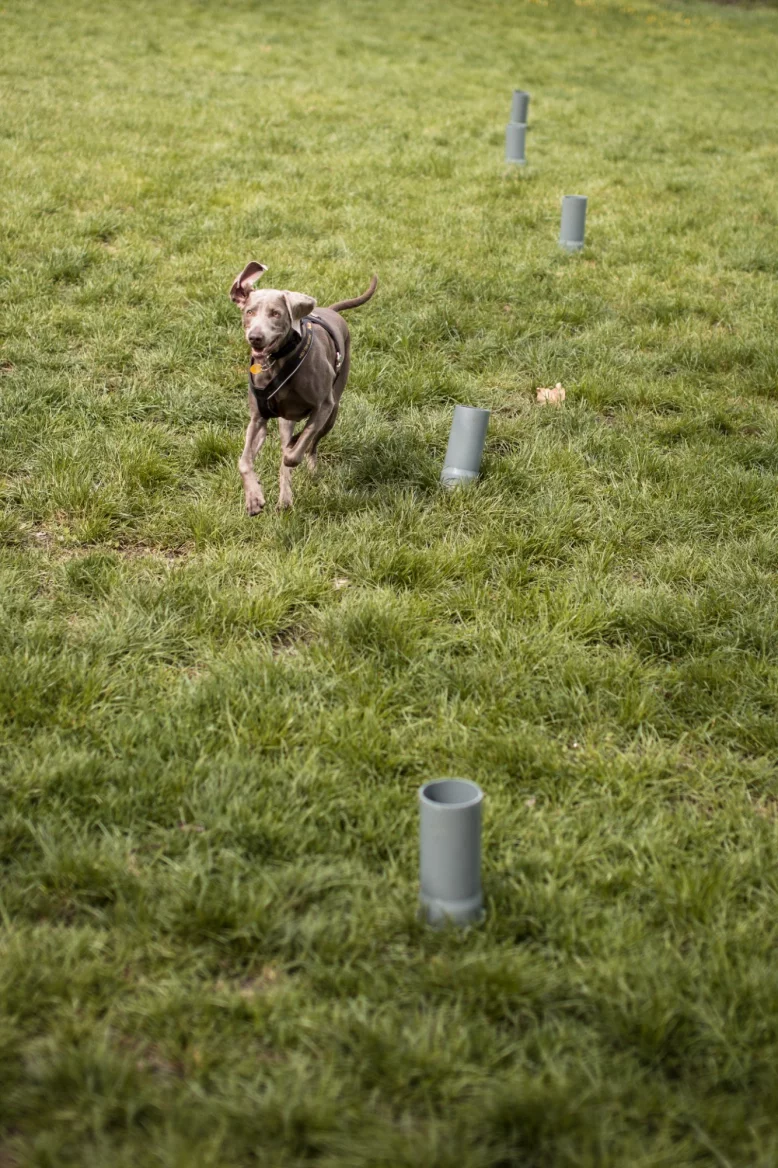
(440, 405, 490, 488)
(511, 89, 530, 124)
(559, 194, 587, 251)
(505, 121, 527, 166)
(419, 778, 484, 926)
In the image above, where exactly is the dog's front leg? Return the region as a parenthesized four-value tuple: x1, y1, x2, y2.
(239, 416, 268, 515)
(277, 417, 295, 510)
(282, 400, 334, 469)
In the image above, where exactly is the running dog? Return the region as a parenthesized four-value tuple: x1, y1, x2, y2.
(230, 262, 377, 513)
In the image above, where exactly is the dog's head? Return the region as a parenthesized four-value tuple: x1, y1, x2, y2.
(230, 262, 316, 359)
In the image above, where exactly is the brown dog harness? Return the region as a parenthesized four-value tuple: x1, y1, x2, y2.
(248, 315, 343, 420)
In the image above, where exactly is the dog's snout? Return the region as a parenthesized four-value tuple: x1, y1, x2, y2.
(247, 328, 268, 348)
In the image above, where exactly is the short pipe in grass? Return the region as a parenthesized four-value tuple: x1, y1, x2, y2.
(440, 405, 490, 488)
(419, 779, 484, 927)
(511, 89, 530, 124)
(505, 121, 527, 165)
(559, 194, 587, 251)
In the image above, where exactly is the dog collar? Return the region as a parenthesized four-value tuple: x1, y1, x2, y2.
(247, 316, 344, 420)
(249, 321, 315, 419)
(249, 327, 306, 375)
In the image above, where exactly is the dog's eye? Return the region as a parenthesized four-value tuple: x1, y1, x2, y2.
(268, 309, 280, 318)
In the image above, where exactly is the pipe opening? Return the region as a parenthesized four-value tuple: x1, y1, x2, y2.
(420, 779, 482, 808)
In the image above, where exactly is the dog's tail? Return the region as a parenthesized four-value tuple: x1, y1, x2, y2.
(328, 275, 378, 313)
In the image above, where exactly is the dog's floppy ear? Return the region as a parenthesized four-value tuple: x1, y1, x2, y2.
(230, 261, 268, 305)
(284, 291, 317, 334)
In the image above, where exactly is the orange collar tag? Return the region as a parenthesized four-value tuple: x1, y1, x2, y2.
(250, 363, 263, 375)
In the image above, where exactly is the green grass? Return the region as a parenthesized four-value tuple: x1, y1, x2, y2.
(2, 0, 778, 1163)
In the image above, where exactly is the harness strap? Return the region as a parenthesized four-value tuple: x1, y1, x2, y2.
(248, 316, 343, 420)
(306, 314, 343, 375)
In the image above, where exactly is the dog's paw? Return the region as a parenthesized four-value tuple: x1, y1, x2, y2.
(245, 489, 265, 516)
(283, 450, 303, 469)
(277, 493, 294, 511)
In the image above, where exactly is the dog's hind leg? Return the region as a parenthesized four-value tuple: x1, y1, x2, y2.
(278, 417, 295, 510)
(306, 402, 340, 474)
(283, 399, 336, 469)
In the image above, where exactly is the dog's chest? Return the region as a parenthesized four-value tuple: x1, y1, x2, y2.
(249, 367, 312, 422)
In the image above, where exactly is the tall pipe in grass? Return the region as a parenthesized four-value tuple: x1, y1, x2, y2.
(511, 89, 530, 124)
(419, 778, 484, 926)
(505, 89, 530, 165)
(440, 405, 490, 487)
(559, 195, 588, 251)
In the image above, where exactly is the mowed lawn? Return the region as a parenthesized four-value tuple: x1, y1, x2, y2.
(2, 0, 778, 1163)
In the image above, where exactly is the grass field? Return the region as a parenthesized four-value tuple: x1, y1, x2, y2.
(2, 0, 778, 1163)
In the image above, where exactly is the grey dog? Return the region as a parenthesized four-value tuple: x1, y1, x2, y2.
(230, 262, 378, 514)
